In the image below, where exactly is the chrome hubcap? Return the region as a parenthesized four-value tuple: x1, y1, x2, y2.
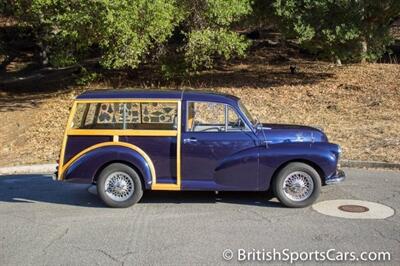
(282, 171, 314, 201)
(104, 172, 134, 201)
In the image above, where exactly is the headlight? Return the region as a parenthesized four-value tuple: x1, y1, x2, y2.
(336, 145, 342, 168)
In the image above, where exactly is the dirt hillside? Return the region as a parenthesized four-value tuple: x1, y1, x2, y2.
(1, 55, 399, 166)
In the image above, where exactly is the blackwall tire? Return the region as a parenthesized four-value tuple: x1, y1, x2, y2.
(272, 162, 321, 208)
(97, 163, 143, 208)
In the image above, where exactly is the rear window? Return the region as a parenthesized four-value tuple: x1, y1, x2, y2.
(71, 102, 178, 130)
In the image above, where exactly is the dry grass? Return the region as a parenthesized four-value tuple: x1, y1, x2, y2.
(216, 63, 400, 163)
(0, 55, 399, 166)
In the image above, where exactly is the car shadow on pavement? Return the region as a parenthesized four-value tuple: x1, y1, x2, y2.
(0, 174, 283, 208)
(141, 191, 282, 208)
(0, 174, 105, 208)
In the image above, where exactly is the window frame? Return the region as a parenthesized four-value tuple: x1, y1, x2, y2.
(67, 99, 181, 137)
(185, 100, 251, 133)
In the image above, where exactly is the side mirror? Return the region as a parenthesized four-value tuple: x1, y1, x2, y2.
(255, 123, 263, 132)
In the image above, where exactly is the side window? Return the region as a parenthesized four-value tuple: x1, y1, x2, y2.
(187, 102, 225, 132)
(71, 102, 177, 130)
(83, 104, 97, 127)
(136, 102, 177, 129)
(187, 102, 247, 132)
(227, 106, 246, 131)
(71, 104, 85, 129)
(96, 103, 125, 128)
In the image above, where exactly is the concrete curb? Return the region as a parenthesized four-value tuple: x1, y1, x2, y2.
(0, 163, 57, 175)
(341, 160, 400, 170)
(0, 160, 399, 176)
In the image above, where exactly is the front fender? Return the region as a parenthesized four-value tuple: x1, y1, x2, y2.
(214, 147, 259, 190)
(259, 142, 339, 190)
(63, 146, 153, 189)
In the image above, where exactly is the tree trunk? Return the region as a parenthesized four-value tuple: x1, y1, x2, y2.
(360, 37, 368, 63)
(335, 56, 342, 66)
(38, 40, 49, 66)
(35, 26, 50, 67)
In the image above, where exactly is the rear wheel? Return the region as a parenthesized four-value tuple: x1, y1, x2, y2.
(272, 162, 321, 208)
(97, 163, 143, 208)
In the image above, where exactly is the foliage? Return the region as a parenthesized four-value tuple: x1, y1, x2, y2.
(75, 67, 100, 86)
(177, 0, 252, 72)
(9, 0, 400, 75)
(185, 28, 249, 71)
(160, 56, 187, 80)
(15, 0, 182, 68)
(357, 0, 400, 62)
(204, 0, 253, 27)
(0, 0, 15, 16)
(14, 0, 251, 74)
(273, 0, 400, 63)
(245, 0, 276, 29)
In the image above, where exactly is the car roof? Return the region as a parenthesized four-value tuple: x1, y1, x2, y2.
(76, 89, 240, 103)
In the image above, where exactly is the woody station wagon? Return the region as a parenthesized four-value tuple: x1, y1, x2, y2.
(56, 90, 345, 208)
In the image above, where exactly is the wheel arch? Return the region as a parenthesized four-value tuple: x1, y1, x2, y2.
(61, 143, 154, 189)
(269, 159, 326, 188)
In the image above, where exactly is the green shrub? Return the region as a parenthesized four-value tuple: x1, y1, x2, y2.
(273, 0, 400, 64)
(15, 0, 252, 76)
(75, 67, 100, 86)
(185, 28, 250, 71)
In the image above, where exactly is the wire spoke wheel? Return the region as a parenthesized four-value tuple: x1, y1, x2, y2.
(104, 171, 134, 202)
(282, 171, 314, 202)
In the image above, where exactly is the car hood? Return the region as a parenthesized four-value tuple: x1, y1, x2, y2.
(261, 123, 328, 143)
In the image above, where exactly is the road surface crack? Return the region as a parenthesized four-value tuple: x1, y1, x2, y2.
(42, 228, 69, 255)
(70, 245, 124, 265)
(95, 249, 122, 264)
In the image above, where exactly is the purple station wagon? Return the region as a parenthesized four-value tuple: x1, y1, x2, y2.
(55, 90, 345, 208)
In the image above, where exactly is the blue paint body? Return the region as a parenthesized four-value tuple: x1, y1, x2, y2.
(64, 145, 153, 189)
(123, 136, 177, 184)
(63, 90, 343, 191)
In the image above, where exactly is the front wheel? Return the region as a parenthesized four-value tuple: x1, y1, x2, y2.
(97, 163, 143, 208)
(272, 162, 321, 208)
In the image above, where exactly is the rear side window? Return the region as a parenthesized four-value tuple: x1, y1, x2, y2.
(71, 102, 178, 130)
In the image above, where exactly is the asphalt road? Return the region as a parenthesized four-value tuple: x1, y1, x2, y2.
(0, 168, 399, 265)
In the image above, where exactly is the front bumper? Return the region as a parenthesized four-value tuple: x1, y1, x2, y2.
(325, 169, 346, 185)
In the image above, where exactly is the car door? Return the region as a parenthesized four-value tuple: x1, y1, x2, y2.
(181, 101, 259, 191)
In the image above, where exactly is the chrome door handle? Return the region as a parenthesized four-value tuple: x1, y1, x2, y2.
(183, 138, 198, 144)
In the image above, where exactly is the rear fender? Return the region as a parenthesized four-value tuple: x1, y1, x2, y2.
(62, 144, 153, 189)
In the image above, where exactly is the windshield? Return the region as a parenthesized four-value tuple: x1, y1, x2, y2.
(238, 100, 256, 126)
